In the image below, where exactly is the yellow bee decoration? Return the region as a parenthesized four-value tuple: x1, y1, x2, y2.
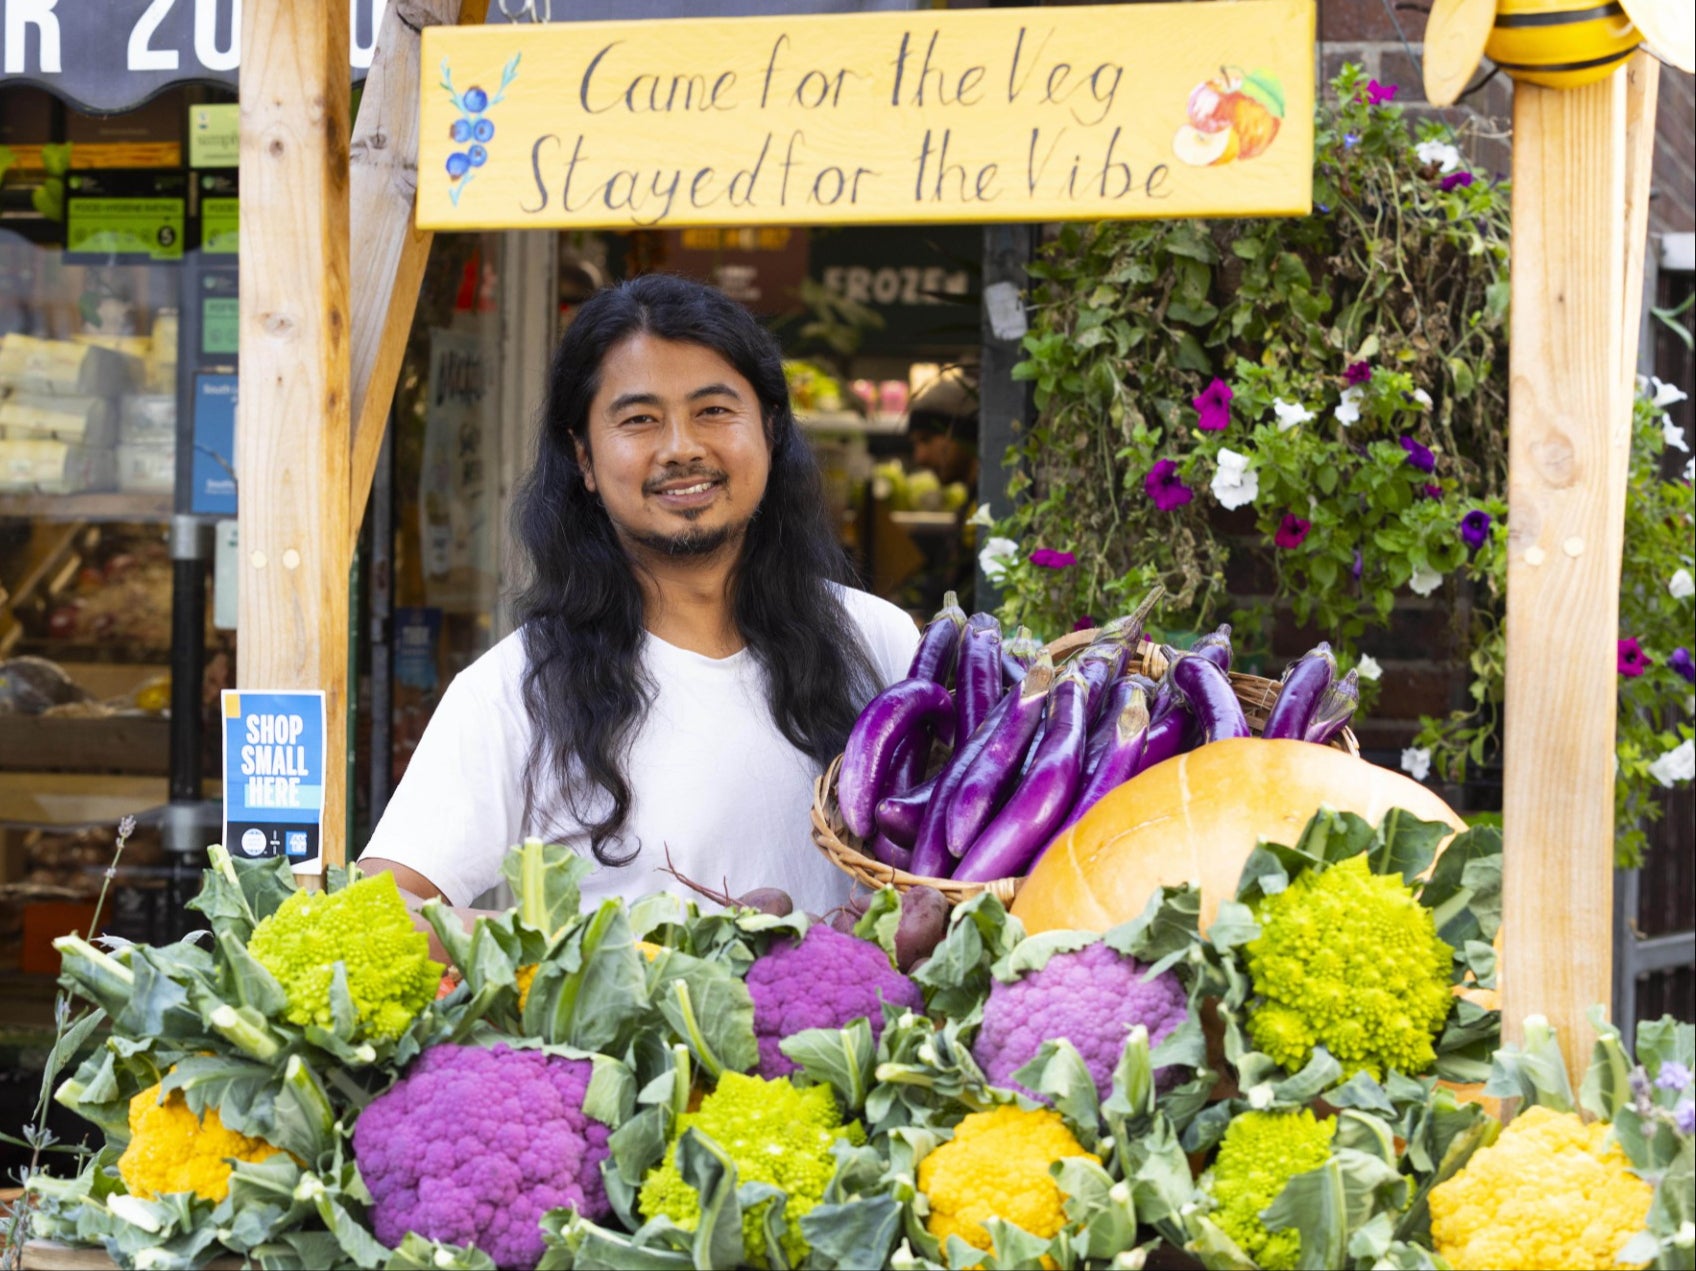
(1423, 0, 1693, 102)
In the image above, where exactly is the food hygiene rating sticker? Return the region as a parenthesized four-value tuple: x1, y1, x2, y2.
(223, 690, 326, 874)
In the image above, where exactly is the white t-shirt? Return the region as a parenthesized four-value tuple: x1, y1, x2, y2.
(360, 585, 919, 915)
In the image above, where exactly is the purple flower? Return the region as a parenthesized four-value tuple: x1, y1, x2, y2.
(1030, 548, 1077, 569)
(1440, 171, 1475, 193)
(1365, 79, 1397, 105)
(1657, 1061, 1693, 1093)
(1400, 435, 1436, 473)
(1073, 614, 1096, 632)
(1145, 459, 1194, 511)
(1619, 637, 1652, 678)
(1352, 548, 1364, 581)
(1343, 361, 1372, 387)
(1671, 647, 1696, 684)
(1193, 378, 1234, 432)
(1343, 132, 1360, 149)
(1422, 483, 1445, 501)
(1274, 513, 1312, 549)
(1460, 509, 1492, 549)
(1678, 1101, 1695, 1136)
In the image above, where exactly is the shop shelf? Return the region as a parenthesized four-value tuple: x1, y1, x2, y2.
(0, 493, 174, 524)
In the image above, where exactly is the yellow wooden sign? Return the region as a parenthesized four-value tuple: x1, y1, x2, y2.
(417, 1, 1314, 230)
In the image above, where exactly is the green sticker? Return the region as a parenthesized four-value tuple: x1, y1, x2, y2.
(203, 197, 239, 254)
(66, 197, 185, 261)
(203, 297, 239, 357)
(189, 104, 241, 169)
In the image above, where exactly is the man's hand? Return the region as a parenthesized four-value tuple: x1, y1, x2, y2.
(359, 857, 501, 967)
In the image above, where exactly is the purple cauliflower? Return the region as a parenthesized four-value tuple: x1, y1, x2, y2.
(352, 1043, 611, 1269)
(745, 922, 925, 1078)
(973, 941, 1189, 1102)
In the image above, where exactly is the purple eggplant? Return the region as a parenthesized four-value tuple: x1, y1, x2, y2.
(1189, 624, 1233, 673)
(865, 834, 913, 872)
(1002, 626, 1043, 688)
(1060, 687, 1151, 836)
(908, 591, 967, 685)
(838, 678, 956, 839)
(945, 655, 1056, 858)
(954, 622, 1004, 744)
(1305, 668, 1360, 746)
(907, 688, 1018, 878)
(1169, 654, 1250, 743)
(953, 672, 1090, 883)
(1073, 650, 1117, 724)
(876, 771, 940, 847)
(1130, 707, 1189, 777)
(1263, 643, 1337, 740)
(1085, 676, 1139, 771)
(1087, 589, 1164, 677)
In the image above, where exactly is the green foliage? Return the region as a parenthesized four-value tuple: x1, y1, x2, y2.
(995, 64, 1693, 865)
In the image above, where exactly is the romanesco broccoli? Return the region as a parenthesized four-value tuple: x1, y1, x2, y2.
(1427, 1104, 1652, 1270)
(916, 1105, 1097, 1258)
(248, 870, 441, 1042)
(117, 1082, 288, 1202)
(1209, 1108, 1335, 1271)
(638, 1071, 862, 1268)
(1245, 854, 1453, 1079)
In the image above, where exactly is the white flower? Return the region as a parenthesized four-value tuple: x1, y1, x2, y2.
(1415, 139, 1463, 173)
(1408, 565, 1444, 596)
(1334, 386, 1364, 427)
(1401, 747, 1432, 782)
(1411, 388, 1433, 408)
(1247, 1083, 1275, 1110)
(967, 503, 996, 528)
(1686, 457, 1694, 482)
(1663, 414, 1690, 453)
(1650, 375, 1689, 409)
(1356, 654, 1382, 682)
(1672, 568, 1695, 600)
(977, 536, 1019, 583)
(1272, 398, 1314, 431)
(1210, 447, 1260, 510)
(1648, 738, 1695, 788)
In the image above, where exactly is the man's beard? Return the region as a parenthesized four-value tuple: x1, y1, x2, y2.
(626, 513, 748, 558)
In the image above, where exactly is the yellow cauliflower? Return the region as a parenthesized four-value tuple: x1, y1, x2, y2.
(117, 1083, 288, 1202)
(1428, 1104, 1652, 1270)
(918, 1105, 1097, 1259)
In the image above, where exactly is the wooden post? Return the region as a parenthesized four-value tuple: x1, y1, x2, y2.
(1500, 60, 1656, 1084)
(238, 0, 353, 869)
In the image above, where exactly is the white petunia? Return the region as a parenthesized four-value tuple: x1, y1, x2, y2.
(967, 502, 996, 528)
(1411, 388, 1433, 408)
(1664, 414, 1690, 453)
(1415, 139, 1462, 173)
(1334, 386, 1364, 427)
(1210, 448, 1260, 510)
(1401, 747, 1433, 782)
(1686, 457, 1694, 482)
(978, 536, 1019, 583)
(1648, 738, 1695, 788)
(1356, 654, 1382, 682)
(1650, 376, 1689, 409)
(1271, 398, 1315, 431)
(1408, 565, 1444, 596)
(1672, 568, 1695, 600)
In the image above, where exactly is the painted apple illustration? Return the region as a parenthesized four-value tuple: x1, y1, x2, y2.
(1174, 68, 1285, 166)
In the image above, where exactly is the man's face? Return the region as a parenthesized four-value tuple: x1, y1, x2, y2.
(579, 334, 772, 559)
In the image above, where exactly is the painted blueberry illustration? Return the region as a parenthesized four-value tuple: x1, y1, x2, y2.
(446, 151, 471, 178)
(468, 145, 488, 167)
(463, 86, 488, 112)
(473, 118, 495, 143)
(450, 119, 472, 143)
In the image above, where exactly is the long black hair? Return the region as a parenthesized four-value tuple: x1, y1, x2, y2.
(512, 274, 881, 865)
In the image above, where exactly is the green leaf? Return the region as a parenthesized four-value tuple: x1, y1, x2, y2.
(913, 892, 1023, 1021)
(675, 1129, 748, 1271)
(1369, 808, 1450, 886)
(530, 901, 650, 1054)
(385, 1234, 498, 1269)
(1578, 1006, 1632, 1124)
(1102, 883, 1201, 969)
(1242, 70, 1287, 118)
(651, 952, 759, 1079)
(1011, 1038, 1101, 1148)
(991, 929, 1097, 982)
(1261, 1159, 1348, 1271)
(503, 839, 593, 937)
(781, 1019, 876, 1112)
(800, 1197, 903, 1270)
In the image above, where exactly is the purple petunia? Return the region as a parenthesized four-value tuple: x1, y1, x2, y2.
(1619, 637, 1652, 678)
(1073, 614, 1096, 632)
(1343, 361, 1372, 387)
(1460, 509, 1492, 550)
(1352, 548, 1364, 581)
(1274, 513, 1312, 549)
(1440, 171, 1475, 193)
(1400, 436, 1436, 473)
(1671, 647, 1696, 684)
(1422, 483, 1445, 501)
(1030, 548, 1077, 569)
(1365, 80, 1397, 106)
(1193, 378, 1234, 432)
(1145, 459, 1195, 511)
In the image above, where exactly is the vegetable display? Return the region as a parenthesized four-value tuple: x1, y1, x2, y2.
(117, 1082, 290, 1203)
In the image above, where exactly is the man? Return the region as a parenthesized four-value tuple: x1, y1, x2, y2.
(906, 366, 981, 492)
(361, 276, 919, 927)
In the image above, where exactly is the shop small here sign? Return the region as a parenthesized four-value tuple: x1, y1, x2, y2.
(417, 0, 1313, 231)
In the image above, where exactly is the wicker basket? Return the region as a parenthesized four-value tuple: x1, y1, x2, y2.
(810, 632, 1359, 904)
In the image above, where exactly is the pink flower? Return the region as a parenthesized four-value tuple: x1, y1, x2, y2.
(1072, 615, 1096, 632)
(1343, 361, 1372, 387)
(1365, 80, 1397, 105)
(1145, 459, 1194, 511)
(1030, 548, 1077, 569)
(1618, 637, 1652, 678)
(1274, 513, 1312, 549)
(1440, 171, 1474, 193)
(1192, 378, 1234, 432)
(1421, 483, 1444, 500)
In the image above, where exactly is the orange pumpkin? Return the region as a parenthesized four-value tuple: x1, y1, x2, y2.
(1011, 738, 1466, 935)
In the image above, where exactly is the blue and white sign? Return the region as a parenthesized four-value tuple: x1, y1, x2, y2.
(192, 373, 238, 516)
(222, 690, 326, 874)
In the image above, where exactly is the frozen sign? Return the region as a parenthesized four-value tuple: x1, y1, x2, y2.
(223, 690, 327, 875)
(0, 0, 388, 114)
(417, 1, 1313, 231)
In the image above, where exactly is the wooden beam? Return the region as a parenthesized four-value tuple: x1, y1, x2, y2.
(346, 0, 487, 561)
(1615, 52, 1661, 505)
(1500, 70, 1634, 1085)
(238, 0, 353, 870)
